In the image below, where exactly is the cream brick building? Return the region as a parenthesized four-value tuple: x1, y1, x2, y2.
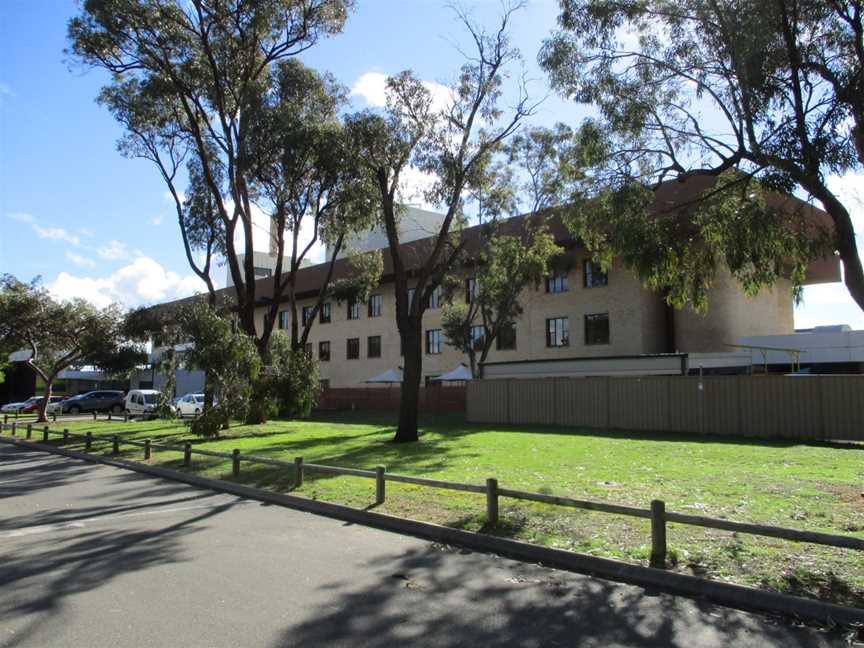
(155, 177, 841, 389)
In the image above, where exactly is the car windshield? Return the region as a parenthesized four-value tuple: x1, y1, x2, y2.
(193, 395, 204, 403)
(143, 393, 159, 404)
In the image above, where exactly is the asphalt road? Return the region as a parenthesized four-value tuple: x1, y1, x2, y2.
(0, 444, 850, 648)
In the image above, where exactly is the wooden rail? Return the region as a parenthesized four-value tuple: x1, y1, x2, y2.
(4, 421, 863, 567)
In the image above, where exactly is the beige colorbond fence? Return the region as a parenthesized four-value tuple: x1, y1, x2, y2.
(467, 375, 864, 441)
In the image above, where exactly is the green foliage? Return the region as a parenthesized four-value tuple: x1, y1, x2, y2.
(540, 0, 863, 311)
(442, 225, 561, 376)
(177, 302, 261, 435)
(0, 274, 144, 420)
(266, 332, 321, 418)
(329, 250, 384, 305)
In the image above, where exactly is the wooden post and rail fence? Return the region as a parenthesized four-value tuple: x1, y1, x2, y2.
(2, 420, 863, 570)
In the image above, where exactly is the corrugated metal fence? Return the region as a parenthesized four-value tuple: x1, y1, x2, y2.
(467, 376, 864, 441)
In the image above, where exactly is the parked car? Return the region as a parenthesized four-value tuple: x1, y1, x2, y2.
(2, 397, 38, 414)
(175, 393, 206, 417)
(125, 389, 161, 418)
(20, 396, 66, 414)
(58, 390, 126, 415)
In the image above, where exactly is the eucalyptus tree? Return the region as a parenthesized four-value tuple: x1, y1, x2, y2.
(540, 0, 858, 311)
(0, 275, 145, 423)
(344, 3, 534, 442)
(68, 0, 354, 354)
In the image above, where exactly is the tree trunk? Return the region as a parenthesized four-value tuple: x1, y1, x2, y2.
(394, 323, 422, 443)
(36, 380, 53, 423)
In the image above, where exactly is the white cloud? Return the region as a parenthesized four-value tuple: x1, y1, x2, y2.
(97, 240, 129, 261)
(65, 251, 95, 268)
(32, 225, 81, 246)
(350, 71, 453, 114)
(7, 212, 33, 223)
(47, 256, 211, 309)
(150, 215, 164, 226)
(0, 82, 13, 101)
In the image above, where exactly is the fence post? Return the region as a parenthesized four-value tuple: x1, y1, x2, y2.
(108, 412, 112, 422)
(486, 478, 499, 526)
(11, 421, 16, 436)
(232, 449, 241, 478)
(51, 411, 57, 423)
(26, 423, 32, 439)
(375, 465, 386, 505)
(42, 426, 49, 442)
(144, 439, 151, 461)
(3, 413, 7, 424)
(63, 428, 69, 442)
(85, 431, 92, 451)
(294, 456, 304, 489)
(112, 435, 120, 456)
(650, 499, 667, 569)
(93, 411, 97, 421)
(183, 442, 192, 467)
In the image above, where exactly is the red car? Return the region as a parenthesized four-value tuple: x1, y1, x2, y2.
(19, 396, 67, 413)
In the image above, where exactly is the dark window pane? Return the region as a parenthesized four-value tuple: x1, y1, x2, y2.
(465, 278, 477, 303)
(425, 329, 442, 354)
(302, 306, 314, 326)
(497, 322, 517, 350)
(469, 325, 485, 351)
(427, 286, 442, 309)
(318, 341, 330, 362)
(319, 302, 331, 324)
(545, 271, 569, 293)
(348, 300, 360, 320)
(368, 335, 381, 358)
(368, 294, 382, 317)
(347, 337, 360, 360)
(585, 313, 610, 345)
(583, 260, 608, 288)
(546, 317, 569, 347)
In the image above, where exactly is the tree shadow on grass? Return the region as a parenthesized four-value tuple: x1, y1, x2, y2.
(271, 543, 842, 648)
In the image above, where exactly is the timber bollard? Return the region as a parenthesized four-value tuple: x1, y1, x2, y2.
(294, 456, 304, 489)
(232, 449, 240, 478)
(11, 421, 16, 436)
(3, 413, 7, 424)
(108, 412, 112, 422)
(650, 499, 667, 569)
(93, 411, 97, 421)
(63, 428, 69, 442)
(42, 426, 49, 442)
(375, 465, 386, 505)
(144, 439, 151, 461)
(486, 478, 499, 526)
(85, 431, 92, 451)
(112, 435, 120, 455)
(183, 442, 192, 467)
(26, 423, 32, 439)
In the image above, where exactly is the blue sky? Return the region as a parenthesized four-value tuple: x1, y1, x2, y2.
(1, 0, 863, 329)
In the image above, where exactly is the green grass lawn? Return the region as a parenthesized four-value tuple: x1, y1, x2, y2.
(25, 412, 864, 607)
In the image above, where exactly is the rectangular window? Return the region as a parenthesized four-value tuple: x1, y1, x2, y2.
(318, 341, 331, 362)
(546, 317, 569, 348)
(319, 379, 330, 391)
(347, 300, 360, 320)
(302, 306, 314, 326)
(425, 329, 442, 355)
(319, 302, 331, 324)
(465, 277, 477, 303)
(368, 294, 382, 317)
(367, 335, 382, 358)
(545, 271, 569, 293)
(469, 325, 485, 351)
(427, 286, 442, 309)
(497, 322, 517, 350)
(583, 260, 608, 288)
(585, 313, 610, 345)
(347, 337, 360, 360)
(304, 342, 313, 357)
(278, 310, 290, 330)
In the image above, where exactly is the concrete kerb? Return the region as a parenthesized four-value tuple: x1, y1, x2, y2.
(2, 435, 863, 629)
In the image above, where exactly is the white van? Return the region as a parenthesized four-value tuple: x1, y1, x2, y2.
(125, 389, 161, 419)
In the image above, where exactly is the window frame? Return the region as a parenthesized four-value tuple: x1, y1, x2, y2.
(584, 312, 610, 346)
(496, 322, 517, 351)
(302, 306, 314, 326)
(368, 294, 382, 317)
(319, 302, 332, 324)
(469, 324, 485, 352)
(367, 335, 382, 358)
(427, 286, 442, 309)
(546, 317, 570, 348)
(346, 337, 360, 360)
(318, 340, 331, 362)
(583, 260, 608, 288)
(465, 277, 477, 304)
(278, 310, 290, 330)
(425, 329, 442, 355)
(347, 300, 360, 321)
(545, 271, 569, 294)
